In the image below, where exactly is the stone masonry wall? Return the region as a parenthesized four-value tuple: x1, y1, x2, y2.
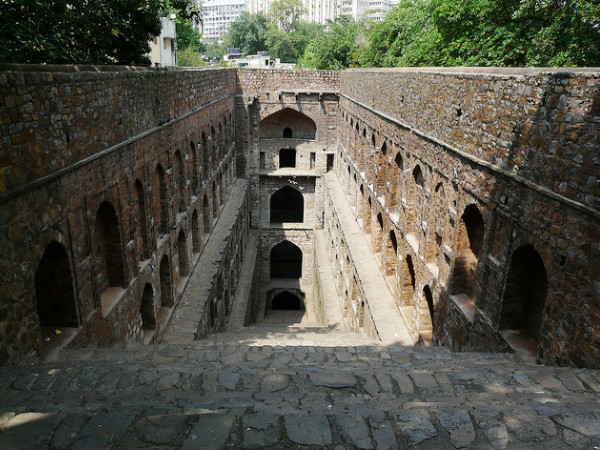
(0, 65, 237, 365)
(338, 68, 600, 368)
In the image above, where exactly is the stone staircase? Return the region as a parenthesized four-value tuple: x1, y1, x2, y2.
(2, 319, 600, 450)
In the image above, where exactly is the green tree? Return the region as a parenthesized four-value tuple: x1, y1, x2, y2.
(361, 0, 440, 67)
(177, 46, 206, 66)
(225, 12, 269, 55)
(177, 19, 204, 52)
(303, 16, 360, 70)
(0, 0, 199, 64)
(269, 0, 306, 33)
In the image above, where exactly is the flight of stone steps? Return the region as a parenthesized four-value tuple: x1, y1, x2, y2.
(2, 321, 600, 450)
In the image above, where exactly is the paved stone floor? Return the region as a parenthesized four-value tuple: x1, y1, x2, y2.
(1, 326, 600, 449)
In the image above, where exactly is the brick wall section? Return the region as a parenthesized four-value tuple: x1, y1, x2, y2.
(0, 66, 237, 195)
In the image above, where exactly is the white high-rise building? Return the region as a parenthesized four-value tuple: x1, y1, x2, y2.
(201, 0, 248, 44)
(246, 0, 398, 25)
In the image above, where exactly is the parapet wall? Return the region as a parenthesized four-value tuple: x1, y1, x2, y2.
(0, 65, 237, 195)
(236, 68, 339, 96)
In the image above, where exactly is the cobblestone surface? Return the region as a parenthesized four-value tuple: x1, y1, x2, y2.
(1, 336, 600, 449)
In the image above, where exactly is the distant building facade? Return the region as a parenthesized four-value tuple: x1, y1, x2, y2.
(148, 18, 177, 67)
(201, 0, 248, 44)
(247, 0, 398, 24)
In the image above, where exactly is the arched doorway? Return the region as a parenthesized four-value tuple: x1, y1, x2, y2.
(270, 241, 302, 279)
(270, 186, 304, 223)
(178, 230, 188, 277)
(35, 241, 78, 328)
(153, 164, 168, 234)
(159, 255, 173, 307)
(191, 209, 201, 253)
(272, 291, 303, 310)
(94, 201, 125, 290)
(140, 283, 156, 330)
(500, 245, 547, 341)
(135, 179, 149, 259)
(450, 204, 485, 300)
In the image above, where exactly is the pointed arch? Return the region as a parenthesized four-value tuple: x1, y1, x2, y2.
(260, 108, 316, 140)
(159, 255, 173, 307)
(153, 164, 168, 234)
(140, 283, 156, 330)
(201, 132, 209, 178)
(450, 204, 485, 300)
(270, 186, 304, 223)
(203, 194, 211, 233)
(192, 209, 201, 253)
(35, 241, 78, 327)
(500, 245, 547, 341)
(190, 140, 199, 194)
(134, 179, 150, 259)
(94, 201, 125, 290)
(270, 241, 302, 279)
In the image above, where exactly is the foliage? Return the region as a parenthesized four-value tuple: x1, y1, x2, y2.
(302, 16, 360, 70)
(204, 42, 227, 59)
(177, 19, 204, 52)
(0, 0, 199, 64)
(269, 0, 306, 33)
(363, 0, 600, 68)
(177, 46, 206, 67)
(225, 12, 270, 55)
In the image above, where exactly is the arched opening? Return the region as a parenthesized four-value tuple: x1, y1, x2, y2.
(35, 241, 78, 327)
(211, 125, 217, 157)
(159, 255, 173, 307)
(375, 213, 384, 255)
(500, 245, 547, 341)
(201, 132, 209, 178)
(212, 182, 218, 217)
(412, 165, 425, 188)
(190, 141, 199, 194)
(153, 164, 168, 234)
(450, 204, 485, 300)
(270, 241, 302, 279)
(203, 194, 211, 233)
(270, 186, 304, 223)
(272, 291, 303, 310)
(175, 150, 185, 211)
(400, 255, 416, 306)
(283, 127, 293, 138)
(191, 209, 201, 253)
(94, 201, 125, 290)
(386, 229, 398, 277)
(178, 230, 188, 277)
(279, 147, 296, 168)
(140, 283, 156, 330)
(260, 108, 316, 140)
(218, 172, 224, 204)
(418, 285, 434, 346)
(135, 179, 150, 259)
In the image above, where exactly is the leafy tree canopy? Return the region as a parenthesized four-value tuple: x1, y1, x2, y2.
(0, 0, 200, 65)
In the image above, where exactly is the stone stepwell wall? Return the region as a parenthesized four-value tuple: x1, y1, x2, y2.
(341, 68, 600, 212)
(236, 68, 340, 96)
(0, 65, 237, 195)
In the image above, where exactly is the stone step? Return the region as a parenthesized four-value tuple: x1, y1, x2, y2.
(3, 343, 600, 450)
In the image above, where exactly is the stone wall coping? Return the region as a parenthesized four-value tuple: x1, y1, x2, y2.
(344, 67, 600, 76)
(0, 63, 234, 74)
